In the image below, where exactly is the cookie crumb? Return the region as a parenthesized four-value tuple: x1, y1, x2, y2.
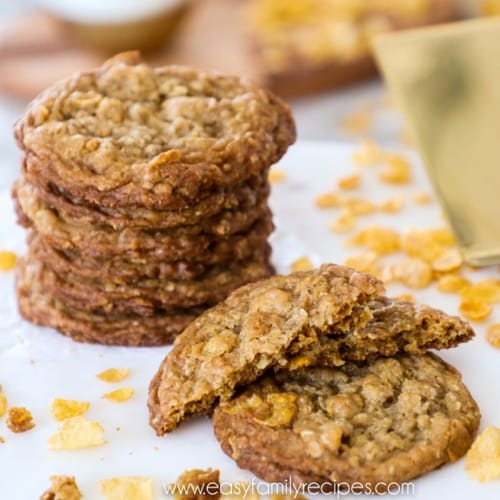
(40, 475, 82, 500)
(172, 468, 220, 500)
(466, 426, 500, 482)
(6, 406, 35, 433)
(97, 368, 130, 383)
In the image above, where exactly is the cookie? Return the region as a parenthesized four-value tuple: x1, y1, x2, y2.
(16, 257, 204, 346)
(148, 264, 385, 435)
(29, 250, 274, 316)
(14, 186, 274, 260)
(21, 162, 270, 230)
(29, 232, 272, 283)
(14, 52, 296, 210)
(212, 354, 480, 491)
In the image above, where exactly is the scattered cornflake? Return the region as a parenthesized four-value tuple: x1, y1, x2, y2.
(459, 300, 492, 322)
(341, 107, 373, 134)
(172, 468, 220, 500)
(40, 475, 82, 500)
(342, 197, 377, 216)
(412, 191, 432, 205)
(395, 293, 416, 302)
(437, 274, 470, 293)
(344, 251, 378, 274)
(379, 155, 411, 184)
(459, 280, 500, 304)
(466, 426, 500, 482)
(337, 173, 361, 190)
(6, 407, 35, 433)
(432, 248, 463, 273)
(100, 476, 153, 500)
(0, 436, 4, 444)
(400, 228, 454, 263)
(379, 196, 404, 214)
(48, 416, 106, 450)
(51, 398, 90, 421)
(347, 226, 400, 255)
(103, 387, 134, 403)
(392, 257, 433, 289)
(0, 250, 17, 271)
(330, 210, 357, 233)
(487, 324, 500, 348)
(314, 192, 342, 209)
(97, 368, 130, 383)
(268, 169, 287, 183)
(291, 256, 314, 272)
(0, 388, 7, 417)
(352, 140, 385, 166)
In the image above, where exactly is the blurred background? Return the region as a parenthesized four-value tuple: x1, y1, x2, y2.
(1, 0, 498, 188)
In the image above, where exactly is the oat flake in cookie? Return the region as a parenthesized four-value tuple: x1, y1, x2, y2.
(212, 354, 480, 492)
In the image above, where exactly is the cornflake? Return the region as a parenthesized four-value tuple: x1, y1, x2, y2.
(291, 256, 313, 272)
(0, 250, 17, 271)
(352, 140, 385, 166)
(103, 387, 134, 403)
(395, 293, 416, 302)
(400, 228, 453, 263)
(100, 476, 153, 500)
(6, 407, 35, 433)
(0, 387, 7, 417)
(437, 274, 470, 293)
(379, 155, 411, 184)
(486, 324, 500, 348)
(51, 398, 90, 421)
(459, 280, 500, 304)
(347, 226, 400, 255)
(341, 107, 373, 134)
(412, 192, 431, 205)
(432, 248, 463, 273)
(342, 197, 377, 216)
(337, 173, 361, 190)
(268, 169, 287, 183)
(48, 416, 106, 450)
(459, 300, 492, 322)
(40, 475, 82, 500)
(330, 210, 356, 233)
(465, 426, 500, 482)
(344, 251, 378, 274)
(392, 257, 433, 289)
(379, 196, 404, 214)
(314, 192, 342, 209)
(97, 368, 130, 383)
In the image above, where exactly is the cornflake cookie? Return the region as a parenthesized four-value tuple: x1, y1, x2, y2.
(148, 264, 385, 435)
(15, 52, 296, 210)
(213, 354, 480, 491)
(40, 475, 82, 500)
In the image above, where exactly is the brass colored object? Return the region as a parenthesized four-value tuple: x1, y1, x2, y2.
(374, 18, 500, 266)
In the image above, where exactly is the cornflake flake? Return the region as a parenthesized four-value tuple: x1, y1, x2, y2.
(103, 387, 134, 403)
(48, 416, 106, 450)
(459, 300, 492, 322)
(97, 368, 130, 383)
(51, 398, 90, 421)
(347, 226, 400, 255)
(100, 476, 153, 500)
(291, 257, 314, 272)
(314, 192, 342, 209)
(0, 250, 17, 271)
(6, 407, 35, 433)
(486, 324, 500, 348)
(466, 426, 500, 482)
(268, 169, 287, 183)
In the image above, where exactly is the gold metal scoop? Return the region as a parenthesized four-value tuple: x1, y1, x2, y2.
(374, 18, 500, 266)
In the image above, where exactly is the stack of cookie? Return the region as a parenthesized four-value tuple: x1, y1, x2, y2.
(12, 52, 296, 346)
(149, 265, 481, 491)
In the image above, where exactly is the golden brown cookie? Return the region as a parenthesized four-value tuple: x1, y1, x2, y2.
(14, 52, 296, 210)
(148, 264, 385, 435)
(212, 354, 480, 491)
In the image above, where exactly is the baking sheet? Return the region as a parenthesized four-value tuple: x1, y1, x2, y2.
(0, 141, 499, 499)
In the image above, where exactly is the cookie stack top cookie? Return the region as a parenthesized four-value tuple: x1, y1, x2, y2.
(13, 54, 296, 346)
(14, 51, 296, 208)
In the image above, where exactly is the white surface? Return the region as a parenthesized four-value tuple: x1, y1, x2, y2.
(0, 141, 499, 499)
(38, 0, 185, 24)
